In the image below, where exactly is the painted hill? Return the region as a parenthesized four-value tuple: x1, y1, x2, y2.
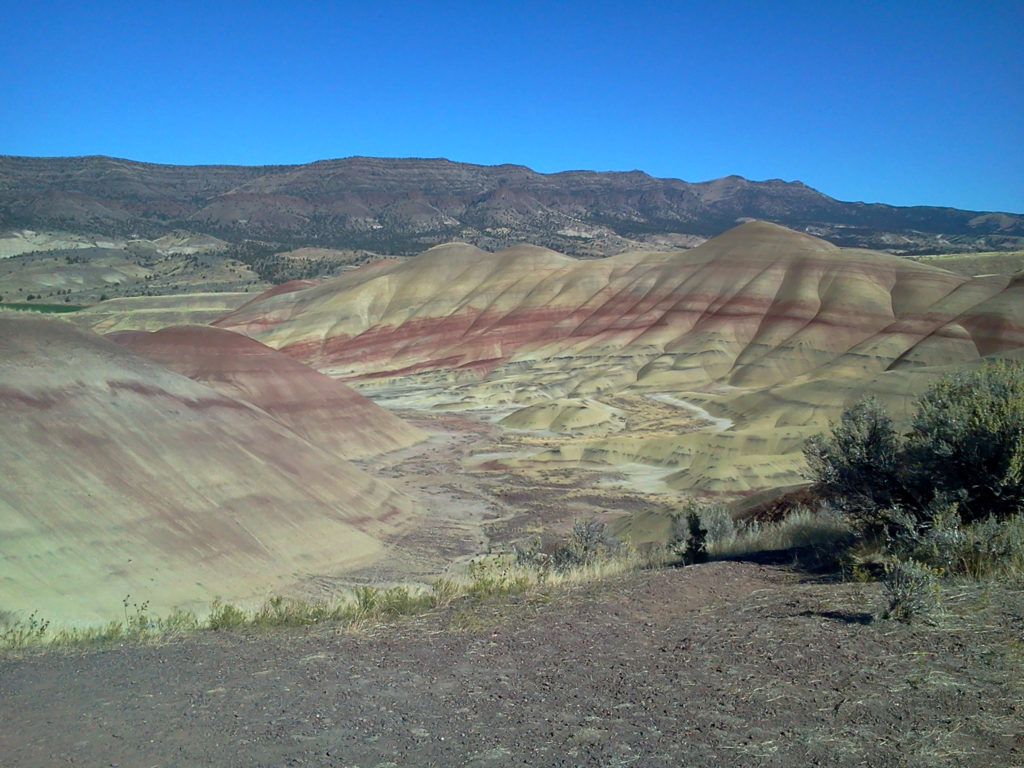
(108, 324, 426, 459)
(0, 314, 418, 623)
(216, 222, 1024, 494)
(2, 155, 1021, 259)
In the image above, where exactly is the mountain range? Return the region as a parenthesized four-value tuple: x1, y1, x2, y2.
(2, 155, 1022, 257)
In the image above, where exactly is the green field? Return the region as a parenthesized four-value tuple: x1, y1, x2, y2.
(911, 249, 1024, 276)
(0, 303, 88, 314)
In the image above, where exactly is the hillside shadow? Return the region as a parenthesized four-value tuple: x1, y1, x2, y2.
(714, 546, 845, 583)
(798, 609, 875, 625)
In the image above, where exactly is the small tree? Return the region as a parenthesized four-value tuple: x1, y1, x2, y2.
(668, 499, 728, 564)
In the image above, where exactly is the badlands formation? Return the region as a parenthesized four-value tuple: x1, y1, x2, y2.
(108, 325, 426, 460)
(0, 315, 427, 623)
(72, 292, 255, 334)
(4, 220, 1024, 624)
(217, 221, 1024, 494)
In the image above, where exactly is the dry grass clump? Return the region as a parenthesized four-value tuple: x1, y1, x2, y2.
(880, 559, 942, 622)
(708, 507, 852, 561)
(7, 602, 204, 650)
(0, 523, 646, 654)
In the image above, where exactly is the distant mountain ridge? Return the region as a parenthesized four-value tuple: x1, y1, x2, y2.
(1, 154, 1021, 256)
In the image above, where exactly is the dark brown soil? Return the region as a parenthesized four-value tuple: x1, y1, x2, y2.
(3, 562, 1021, 768)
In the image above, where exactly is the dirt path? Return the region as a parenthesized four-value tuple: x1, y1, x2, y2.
(3, 562, 1021, 768)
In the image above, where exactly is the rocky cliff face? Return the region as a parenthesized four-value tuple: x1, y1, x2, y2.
(3, 155, 1021, 256)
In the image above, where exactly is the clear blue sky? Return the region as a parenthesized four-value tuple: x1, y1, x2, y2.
(2, 0, 1021, 212)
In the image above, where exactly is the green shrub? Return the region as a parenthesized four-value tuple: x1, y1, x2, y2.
(251, 595, 338, 627)
(552, 519, 619, 569)
(207, 599, 247, 630)
(957, 514, 1024, 578)
(684, 518, 708, 565)
(803, 396, 907, 532)
(890, 496, 965, 574)
(376, 586, 433, 617)
(352, 585, 379, 615)
(159, 607, 200, 635)
(511, 535, 549, 568)
(898, 512, 1024, 579)
(668, 499, 735, 564)
(807, 360, 1024, 536)
(696, 503, 736, 545)
(905, 359, 1024, 523)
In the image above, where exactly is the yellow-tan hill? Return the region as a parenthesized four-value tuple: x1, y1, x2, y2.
(108, 324, 426, 459)
(70, 291, 255, 334)
(215, 222, 1024, 495)
(0, 314, 418, 624)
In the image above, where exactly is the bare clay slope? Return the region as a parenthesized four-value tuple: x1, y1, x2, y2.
(108, 325, 426, 459)
(217, 222, 1024, 494)
(218, 221, 1022, 388)
(0, 314, 417, 624)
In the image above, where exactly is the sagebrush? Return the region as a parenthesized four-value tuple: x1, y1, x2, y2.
(805, 359, 1024, 582)
(806, 361, 1024, 529)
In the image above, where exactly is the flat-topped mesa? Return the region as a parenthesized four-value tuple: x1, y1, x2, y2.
(4, 155, 1021, 256)
(0, 314, 417, 623)
(108, 325, 426, 459)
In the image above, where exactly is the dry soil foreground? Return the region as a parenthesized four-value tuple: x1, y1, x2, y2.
(2, 562, 1021, 768)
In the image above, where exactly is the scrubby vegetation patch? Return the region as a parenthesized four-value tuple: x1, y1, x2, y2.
(804, 358, 1024, 618)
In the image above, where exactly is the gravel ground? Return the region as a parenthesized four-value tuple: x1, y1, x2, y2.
(2, 561, 1022, 768)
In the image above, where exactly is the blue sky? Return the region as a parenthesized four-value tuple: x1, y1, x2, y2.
(2, 0, 1021, 212)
